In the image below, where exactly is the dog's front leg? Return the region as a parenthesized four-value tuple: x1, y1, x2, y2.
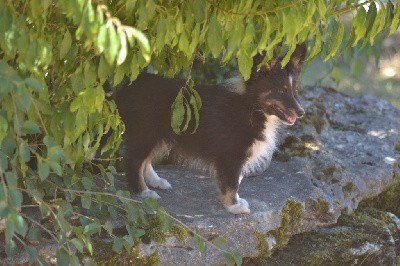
(216, 162, 250, 214)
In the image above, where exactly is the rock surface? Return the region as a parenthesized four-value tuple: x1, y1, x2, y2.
(137, 86, 400, 264)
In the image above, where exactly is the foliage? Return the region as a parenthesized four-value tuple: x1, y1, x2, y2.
(0, 0, 399, 264)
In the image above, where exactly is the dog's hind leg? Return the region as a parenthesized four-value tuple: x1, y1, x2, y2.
(143, 161, 172, 190)
(216, 160, 250, 214)
(125, 139, 160, 199)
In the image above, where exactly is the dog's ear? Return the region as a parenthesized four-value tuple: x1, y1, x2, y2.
(252, 53, 265, 72)
(252, 52, 279, 74)
(288, 43, 307, 71)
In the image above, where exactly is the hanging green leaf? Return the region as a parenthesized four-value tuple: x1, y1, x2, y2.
(171, 90, 185, 134)
(60, 30, 72, 59)
(237, 49, 252, 80)
(207, 13, 224, 58)
(324, 19, 344, 61)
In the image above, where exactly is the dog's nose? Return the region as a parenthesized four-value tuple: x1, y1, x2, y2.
(296, 109, 305, 118)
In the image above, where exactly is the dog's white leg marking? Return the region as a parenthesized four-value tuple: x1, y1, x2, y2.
(137, 161, 160, 199)
(225, 193, 250, 214)
(139, 188, 161, 199)
(144, 162, 172, 190)
(238, 175, 244, 184)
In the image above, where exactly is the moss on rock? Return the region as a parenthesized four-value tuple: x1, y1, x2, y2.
(395, 140, 400, 152)
(245, 200, 304, 265)
(300, 101, 327, 134)
(359, 167, 400, 216)
(256, 207, 398, 266)
(81, 240, 159, 266)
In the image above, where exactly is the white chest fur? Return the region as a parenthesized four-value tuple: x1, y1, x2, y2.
(242, 115, 280, 176)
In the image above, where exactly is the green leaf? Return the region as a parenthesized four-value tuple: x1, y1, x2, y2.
(5, 217, 15, 240)
(171, 90, 185, 134)
(19, 142, 30, 162)
(5, 239, 17, 258)
(49, 161, 62, 176)
(189, 89, 201, 134)
(125, 27, 150, 62)
(21, 120, 41, 135)
(352, 7, 367, 47)
(112, 236, 123, 252)
(307, 29, 322, 61)
(116, 29, 128, 66)
(179, 32, 190, 58)
(27, 227, 42, 242)
(70, 238, 84, 253)
(362, 2, 377, 46)
(81, 175, 93, 190)
(223, 252, 237, 266)
(0, 116, 8, 145)
(389, 0, 400, 35)
(57, 248, 70, 266)
(10, 189, 23, 208)
(212, 236, 229, 252)
(60, 30, 72, 59)
(0, 151, 8, 173)
(181, 102, 191, 133)
(155, 17, 167, 51)
(324, 19, 344, 61)
(141, 197, 159, 214)
(194, 234, 206, 254)
(11, 212, 27, 237)
(104, 220, 113, 234)
(231, 251, 243, 266)
(191, 0, 206, 23)
(25, 245, 38, 263)
(130, 54, 140, 80)
(98, 56, 111, 83)
(123, 235, 134, 251)
(104, 21, 119, 65)
(97, 24, 107, 53)
(24, 77, 44, 92)
(81, 194, 91, 209)
(207, 13, 224, 58)
(237, 49, 252, 80)
(38, 161, 50, 181)
(84, 222, 101, 235)
(5, 172, 17, 188)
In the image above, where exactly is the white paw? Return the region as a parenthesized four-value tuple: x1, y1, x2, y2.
(147, 177, 172, 190)
(144, 164, 172, 190)
(139, 189, 160, 199)
(225, 198, 250, 214)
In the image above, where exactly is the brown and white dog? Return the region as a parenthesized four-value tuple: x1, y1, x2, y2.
(116, 44, 307, 214)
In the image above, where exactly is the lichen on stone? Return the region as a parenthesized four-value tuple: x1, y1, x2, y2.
(262, 207, 398, 265)
(322, 166, 340, 176)
(170, 225, 189, 244)
(395, 140, 400, 152)
(300, 101, 327, 134)
(269, 200, 304, 249)
(359, 166, 400, 216)
(307, 198, 333, 223)
(342, 182, 356, 196)
(81, 240, 159, 266)
(274, 135, 318, 161)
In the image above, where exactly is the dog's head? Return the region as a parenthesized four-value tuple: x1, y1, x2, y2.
(248, 44, 307, 125)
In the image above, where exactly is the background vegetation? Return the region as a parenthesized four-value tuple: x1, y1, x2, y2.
(0, 0, 399, 264)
